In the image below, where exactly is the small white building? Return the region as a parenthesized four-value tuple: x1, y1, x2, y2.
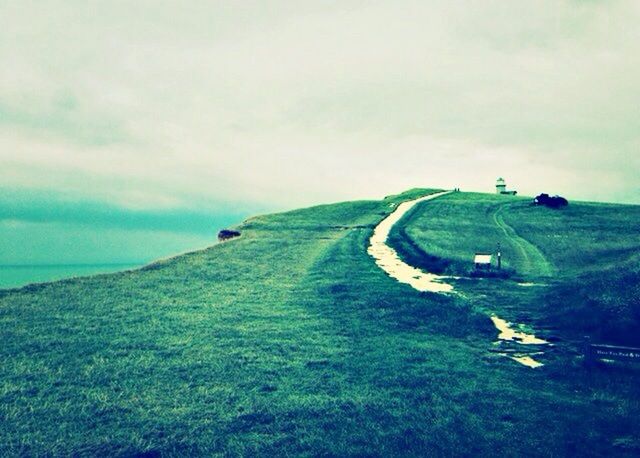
(496, 177, 517, 195)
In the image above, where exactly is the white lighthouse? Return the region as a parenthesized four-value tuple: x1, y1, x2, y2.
(496, 177, 507, 194)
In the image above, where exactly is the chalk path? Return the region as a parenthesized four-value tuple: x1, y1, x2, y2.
(367, 191, 455, 293)
(368, 191, 548, 368)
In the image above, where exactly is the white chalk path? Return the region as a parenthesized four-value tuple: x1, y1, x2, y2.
(368, 191, 548, 368)
(368, 191, 455, 293)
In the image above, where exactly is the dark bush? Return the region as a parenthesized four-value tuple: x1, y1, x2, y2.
(534, 193, 568, 208)
(218, 229, 241, 241)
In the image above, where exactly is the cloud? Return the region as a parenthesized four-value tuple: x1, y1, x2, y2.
(0, 188, 258, 234)
(1, 0, 639, 207)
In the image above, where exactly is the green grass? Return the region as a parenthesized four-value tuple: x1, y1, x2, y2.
(501, 199, 640, 345)
(391, 192, 555, 278)
(1, 189, 639, 456)
(501, 199, 640, 276)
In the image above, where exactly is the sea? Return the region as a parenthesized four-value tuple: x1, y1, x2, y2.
(0, 263, 143, 290)
(0, 219, 241, 290)
(0, 197, 259, 290)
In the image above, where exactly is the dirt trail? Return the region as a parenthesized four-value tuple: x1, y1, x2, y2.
(493, 205, 555, 278)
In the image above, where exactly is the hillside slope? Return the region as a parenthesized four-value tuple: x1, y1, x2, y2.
(395, 191, 640, 346)
(1, 189, 639, 456)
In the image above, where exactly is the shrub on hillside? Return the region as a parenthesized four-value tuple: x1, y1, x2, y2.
(218, 229, 241, 241)
(534, 193, 568, 208)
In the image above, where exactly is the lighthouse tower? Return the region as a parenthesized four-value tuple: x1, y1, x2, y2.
(496, 177, 506, 194)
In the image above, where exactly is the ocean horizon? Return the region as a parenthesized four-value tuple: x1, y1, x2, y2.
(0, 197, 254, 290)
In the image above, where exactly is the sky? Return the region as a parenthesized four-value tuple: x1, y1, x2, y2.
(1, 1, 639, 264)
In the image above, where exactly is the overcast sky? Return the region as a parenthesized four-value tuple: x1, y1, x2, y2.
(1, 0, 639, 211)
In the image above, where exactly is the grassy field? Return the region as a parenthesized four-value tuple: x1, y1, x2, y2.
(389, 192, 556, 278)
(1, 189, 639, 456)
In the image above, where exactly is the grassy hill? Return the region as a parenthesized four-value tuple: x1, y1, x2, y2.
(1, 189, 639, 456)
(393, 191, 640, 346)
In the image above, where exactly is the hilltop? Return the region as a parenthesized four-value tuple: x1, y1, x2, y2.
(1, 189, 639, 456)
